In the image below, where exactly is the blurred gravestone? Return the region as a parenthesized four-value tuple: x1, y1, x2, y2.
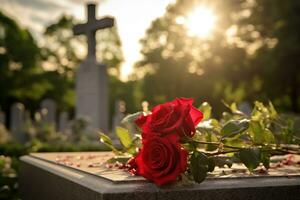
(73, 3, 114, 132)
(40, 99, 57, 126)
(238, 101, 252, 116)
(112, 100, 126, 130)
(58, 112, 69, 132)
(24, 110, 31, 124)
(10, 103, 26, 142)
(0, 108, 5, 125)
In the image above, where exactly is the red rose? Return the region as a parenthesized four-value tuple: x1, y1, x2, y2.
(134, 134, 188, 186)
(135, 98, 203, 138)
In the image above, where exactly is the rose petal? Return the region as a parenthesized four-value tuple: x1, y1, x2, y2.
(135, 114, 148, 128)
(190, 106, 203, 125)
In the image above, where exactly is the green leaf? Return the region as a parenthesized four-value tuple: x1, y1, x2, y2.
(223, 101, 245, 115)
(249, 121, 275, 144)
(190, 151, 209, 183)
(230, 102, 238, 113)
(260, 151, 270, 169)
(268, 101, 278, 119)
(199, 102, 212, 120)
(121, 112, 143, 125)
(99, 132, 121, 155)
(106, 156, 131, 164)
(249, 121, 264, 143)
(116, 127, 132, 148)
(238, 148, 261, 171)
(263, 129, 275, 144)
(221, 119, 249, 138)
(207, 157, 215, 172)
(196, 119, 220, 132)
(205, 133, 219, 151)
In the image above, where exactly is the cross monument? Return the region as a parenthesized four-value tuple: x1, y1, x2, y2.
(73, 3, 114, 132)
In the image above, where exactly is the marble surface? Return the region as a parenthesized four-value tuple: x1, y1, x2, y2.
(30, 152, 300, 182)
(20, 152, 300, 200)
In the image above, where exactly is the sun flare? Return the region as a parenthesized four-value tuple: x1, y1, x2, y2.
(177, 6, 217, 38)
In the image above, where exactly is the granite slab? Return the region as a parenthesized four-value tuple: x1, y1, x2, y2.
(20, 152, 300, 200)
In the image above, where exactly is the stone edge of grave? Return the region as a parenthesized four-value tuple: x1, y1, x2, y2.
(20, 154, 300, 191)
(20, 154, 300, 200)
(20, 155, 157, 193)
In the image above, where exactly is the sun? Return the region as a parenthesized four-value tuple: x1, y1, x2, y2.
(177, 6, 217, 38)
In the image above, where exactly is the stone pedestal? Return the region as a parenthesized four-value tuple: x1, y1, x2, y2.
(20, 152, 300, 200)
(76, 58, 108, 132)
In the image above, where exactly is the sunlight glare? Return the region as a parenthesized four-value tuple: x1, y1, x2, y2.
(185, 6, 217, 38)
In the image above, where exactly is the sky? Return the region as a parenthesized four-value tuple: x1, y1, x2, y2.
(0, 0, 175, 79)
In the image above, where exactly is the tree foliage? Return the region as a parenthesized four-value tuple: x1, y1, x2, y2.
(0, 11, 49, 112)
(135, 0, 300, 114)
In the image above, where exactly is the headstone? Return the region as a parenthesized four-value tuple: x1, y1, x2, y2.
(112, 100, 126, 130)
(10, 103, 25, 142)
(40, 99, 57, 125)
(238, 101, 252, 116)
(0, 108, 5, 125)
(20, 152, 300, 200)
(73, 3, 114, 132)
(58, 112, 69, 132)
(24, 110, 31, 124)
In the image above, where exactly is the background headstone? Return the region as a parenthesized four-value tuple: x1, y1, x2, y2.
(58, 112, 69, 132)
(10, 103, 25, 142)
(76, 60, 109, 132)
(112, 100, 126, 130)
(40, 99, 57, 125)
(24, 110, 31, 124)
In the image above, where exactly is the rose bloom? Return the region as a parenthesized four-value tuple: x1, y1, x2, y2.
(135, 98, 203, 138)
(133, 134, 188, 186)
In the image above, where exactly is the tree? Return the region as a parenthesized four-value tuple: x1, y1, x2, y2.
(135, 0, 250, 113)
(135, 0, 300, 113)
(0, 11, 50, 112)
(238, 0, 300, 112)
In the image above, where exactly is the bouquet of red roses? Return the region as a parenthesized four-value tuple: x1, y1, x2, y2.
(100, 97, 300, 186)
(129, 98, 203, 185)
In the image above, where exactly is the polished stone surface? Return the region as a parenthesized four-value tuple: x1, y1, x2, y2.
(20, 152, 300, 200)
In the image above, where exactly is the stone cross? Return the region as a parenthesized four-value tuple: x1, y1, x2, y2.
(40, 99, 57, 125)
(73, 3, 114, 132)
(10, 103, 25, 142)
(73, 4, 114, 58)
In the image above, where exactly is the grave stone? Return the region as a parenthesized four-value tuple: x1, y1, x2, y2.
(20, 152, 300, 200)
(59, 112, 69, 132)
(40, 99, 57, 125)
(24, 110, 31, 124)
(73, 3, 114, 132)
(10, 103, 25, 142)
(112, 100, 126, 130)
